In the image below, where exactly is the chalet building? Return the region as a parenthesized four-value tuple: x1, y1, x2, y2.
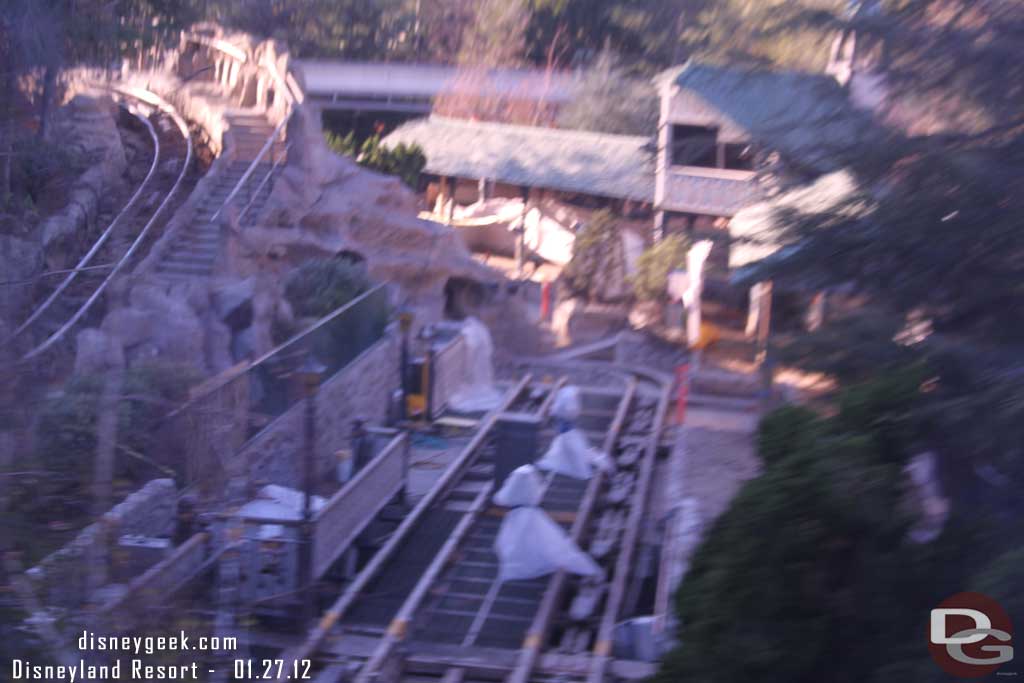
(383, 117, 654, 274)
(383, 116, 654, 215)
(383, 61, 865, 276)
(652, 61, 865, 268)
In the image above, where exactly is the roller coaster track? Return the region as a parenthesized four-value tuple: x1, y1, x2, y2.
(4, 85, 194, 362)
(271, 364, 671, 683)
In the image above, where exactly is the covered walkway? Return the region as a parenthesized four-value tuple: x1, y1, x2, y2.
(297, 61, 581, 113)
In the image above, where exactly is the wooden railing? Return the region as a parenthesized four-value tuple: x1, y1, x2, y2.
(312, 432, 407, 578)
(429, 332, 468, 415)
(99, 532, 212, 623)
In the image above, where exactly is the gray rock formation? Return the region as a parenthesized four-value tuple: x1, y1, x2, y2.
(75, 276, 247, 375)
(0, 234, 45, 324)
(40, 95, 128, 271)
(230, 105, 498, 325)
(74, 328, 126, 377)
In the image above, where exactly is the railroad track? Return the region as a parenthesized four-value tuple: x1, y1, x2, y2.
(271, 366, 670, 683)
(4, 85, 194, 363)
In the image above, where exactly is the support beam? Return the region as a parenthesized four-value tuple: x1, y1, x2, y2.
(653, 210, 666, 243)
(515, 186, 531, 276)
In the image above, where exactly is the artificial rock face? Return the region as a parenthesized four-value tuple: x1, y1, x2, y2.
(230, 105, 497, 325)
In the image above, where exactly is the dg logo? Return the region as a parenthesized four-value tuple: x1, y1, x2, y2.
(929, 592, 1014, 678)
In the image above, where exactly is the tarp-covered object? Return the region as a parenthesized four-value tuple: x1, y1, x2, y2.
(238, 485, 328, 540)
(493, 465, 602, 582)
(550, 385, 582, 422)
(444, 197, 578, 266)
(536, 429, 613, 479)
(448, 317, 504, 413)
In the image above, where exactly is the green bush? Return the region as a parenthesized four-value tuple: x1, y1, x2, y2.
(325, 130, 360, 157)
(284, 258, 375, 319)
(561, 209, 622, 301)
(655, 373, 943, 683)
(325, 132, 426, 189)
(836, 367, 925, 463)
(659, 436, 909, 682)
(629, 233, 690, 301)
(32, 361, 201, 492)
(970, 546, 1024, 625)
(35, 374, 105, 481)
(282, 258, 390, 369)
(757, 404, 820, 466)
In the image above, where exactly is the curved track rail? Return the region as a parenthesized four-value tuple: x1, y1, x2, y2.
(271, 365, 671, 683)
(5, 85, 193, 361)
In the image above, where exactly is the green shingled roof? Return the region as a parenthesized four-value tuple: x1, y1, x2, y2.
(656, 61, 869, 173)
(383, 116, 655, 203)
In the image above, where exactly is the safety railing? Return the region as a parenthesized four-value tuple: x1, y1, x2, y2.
(311, 432, 407, 578)
(182, 29, 302, 228)
(428, 330, 468, 415)
(164, 283, 390, 489)
(225, 431, 407, 588)
(276, 375, 533, 681)
(99, 532, 212, 624)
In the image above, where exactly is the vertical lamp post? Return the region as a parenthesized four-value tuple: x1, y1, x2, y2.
(295, 354, 326, 627)
(398, 309, 414, 422)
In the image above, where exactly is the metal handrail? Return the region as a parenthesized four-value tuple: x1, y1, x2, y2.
(206, 48, 301, 226)
(354, 483, 494, 683)
(181, 31, 301, 230)
(236, 143, 289, 224)
(275, 375, 533, 682)
(209, 112, 291, 224)
(165, 283, 388, 420)
(20, 86, 193, 361)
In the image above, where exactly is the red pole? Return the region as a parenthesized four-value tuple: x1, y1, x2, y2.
(540, 280, 551, 321)
(675, 363, 690, 425)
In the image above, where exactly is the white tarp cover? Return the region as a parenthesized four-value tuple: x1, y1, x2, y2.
(444, 198, 645, 272)
(518, 206, 576, 266)
(550, 385, 582, 422)
(448, 317, 504, 413)
(536, 429, 613, 480)
(238, 485, 328, 540)
(492, 465, 602, 582)
(445, 197, 579, 266)
(685, 240, 714, 348)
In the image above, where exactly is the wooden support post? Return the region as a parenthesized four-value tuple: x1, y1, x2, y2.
(516, 186, 530, 277)
(447, 177, 456, 224)
(756, 280, 773, 361)
(540, 280, 552, 321)
(653, 210, 666, 243)
(806, 289, 827, 331)
(436, 176, 449, 220)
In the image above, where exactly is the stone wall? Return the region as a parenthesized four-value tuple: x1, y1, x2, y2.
(242, 329, 401, 489)
(38, 95, 128, 272)
(26, 479, 177, 609)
